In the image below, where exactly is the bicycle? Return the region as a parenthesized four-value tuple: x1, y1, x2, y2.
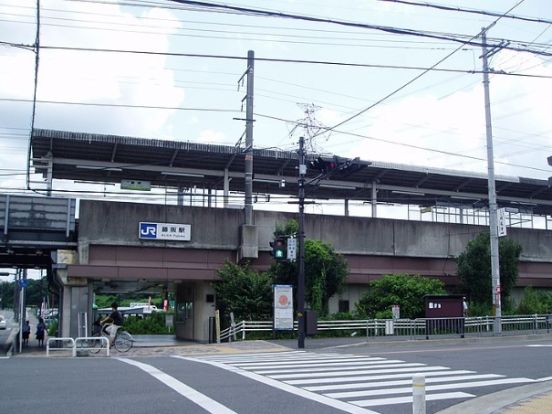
(84, 324, 134, 353)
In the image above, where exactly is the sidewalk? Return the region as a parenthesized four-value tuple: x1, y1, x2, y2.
(437, 380, 552, 414)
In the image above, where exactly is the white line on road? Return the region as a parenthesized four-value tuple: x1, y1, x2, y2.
(254, 361, 413, 375)
(324, 378, 536, 399)
(175, 355, 381, 414)
(285, 369, 475, 385)
(304, 374, 503, 392)
(233, 357, 387, 369)
(268, 364, 429, 379)
(117, 358, 237, 414)
(351, 392, 474, 407)
(526, 344, 552, 347)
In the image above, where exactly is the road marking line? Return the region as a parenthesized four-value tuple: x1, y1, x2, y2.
(233, 357, 386, 368)
(285, 370, 475, 385)
(526, 344, 552, 347)
(175, 355, 381, 414)
(324, 378, 535, 399)
(268, 364, 430, 379)
(351, 392, 474, 407)
(117, 358, 237, 414)
(536, 376, 552, 381)
(305, 374, 503, 391)
(255, 362, 422, 375)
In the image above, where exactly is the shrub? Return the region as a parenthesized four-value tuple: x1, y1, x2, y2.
(516, 287, 552, 315)
(123, 313, 172, 334)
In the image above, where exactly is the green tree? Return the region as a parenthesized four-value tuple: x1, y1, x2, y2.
(516, 287, 552, 315)
(457, 232, 522, 306)
(270, 220, 348, 315)
(355, 273, 446, 319)
(0, 277, 48, 309)
(214, 261, 273, 323)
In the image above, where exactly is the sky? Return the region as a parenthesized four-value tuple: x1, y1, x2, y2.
(1, 0, 552, 197)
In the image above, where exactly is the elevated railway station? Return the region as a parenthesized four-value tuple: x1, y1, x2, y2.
(1, 128, 551, 342)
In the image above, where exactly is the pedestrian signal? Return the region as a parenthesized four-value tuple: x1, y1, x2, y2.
(269, 237, 287, 260)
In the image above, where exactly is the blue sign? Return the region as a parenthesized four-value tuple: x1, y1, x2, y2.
(139, 222, 158, 239)
(18, 279, 28, 288)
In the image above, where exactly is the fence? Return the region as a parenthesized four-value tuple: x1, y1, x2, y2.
(219, 314, 552, 342)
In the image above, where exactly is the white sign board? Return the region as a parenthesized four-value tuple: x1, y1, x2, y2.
(497, 208, 507, 237)
(287, 237, 297, 261)
(273, 284, 294, 330)
(139, 222, 191, 241)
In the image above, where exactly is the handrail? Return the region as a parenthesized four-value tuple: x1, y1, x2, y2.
(46, 337, 75, 357)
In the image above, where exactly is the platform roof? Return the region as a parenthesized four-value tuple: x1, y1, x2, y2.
(31, 128, 552, 215)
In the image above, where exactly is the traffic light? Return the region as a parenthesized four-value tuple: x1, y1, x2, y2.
(270, 237, 287, 260)
(310, 156, 338, 173)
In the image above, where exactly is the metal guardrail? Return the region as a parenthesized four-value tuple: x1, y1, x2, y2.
(46, 336, 110, 357)
(219, 314, 552, 342)
(46, 337, 75, 357)
(75, 336, 110, 357)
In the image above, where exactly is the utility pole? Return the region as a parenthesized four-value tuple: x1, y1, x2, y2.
(244, 50, 255, 225)
(481, 28, 502, 334)
(297, 136, 306, 349)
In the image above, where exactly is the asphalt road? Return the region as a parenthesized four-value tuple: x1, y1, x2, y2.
(1, 335, 551, 414)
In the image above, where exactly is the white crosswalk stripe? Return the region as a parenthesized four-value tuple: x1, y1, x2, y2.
(185, 351, 535, 413)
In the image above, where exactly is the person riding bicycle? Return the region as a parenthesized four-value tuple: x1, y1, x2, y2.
(101, 302, 124, 345)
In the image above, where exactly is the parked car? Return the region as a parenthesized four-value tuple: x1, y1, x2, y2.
(0, 315, 6, 329)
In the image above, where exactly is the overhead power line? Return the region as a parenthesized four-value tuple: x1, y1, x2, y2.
(316, 0, 526, 136)
(254, 112, 552, 174)
(377, 0, 552, 25)
(162, 0, 552, 58)
(0, 97, 240, 112)
(2, 42, 550, 78)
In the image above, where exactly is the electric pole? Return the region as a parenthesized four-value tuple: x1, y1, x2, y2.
(244, 50, 255, 226)
(481, 28, 502, 334)
(297, 136, 306, 349)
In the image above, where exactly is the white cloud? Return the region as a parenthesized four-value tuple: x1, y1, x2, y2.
(197, 128, 226, 144)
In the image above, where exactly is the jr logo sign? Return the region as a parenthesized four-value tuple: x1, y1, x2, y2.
(139, 222, 191, 241)
(139, 222, 158, 239)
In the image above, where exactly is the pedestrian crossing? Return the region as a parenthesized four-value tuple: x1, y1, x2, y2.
(181, 350, 535, 413)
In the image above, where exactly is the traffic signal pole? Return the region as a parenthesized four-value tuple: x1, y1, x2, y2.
(297, 136, 306, 349)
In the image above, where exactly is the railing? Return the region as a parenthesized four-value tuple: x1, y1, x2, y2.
(219, 314, 552, 342)
(46, 336, 109, 357)
(46, 337, 75, 357)
(75, 336, 110, 357)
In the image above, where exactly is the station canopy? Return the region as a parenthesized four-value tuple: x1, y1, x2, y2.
(31, 129, 552, 215)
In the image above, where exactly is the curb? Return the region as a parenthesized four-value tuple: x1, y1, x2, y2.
(436, 380, 552, 414)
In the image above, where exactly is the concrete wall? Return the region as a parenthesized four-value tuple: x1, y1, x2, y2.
(78, 200, 552, 264)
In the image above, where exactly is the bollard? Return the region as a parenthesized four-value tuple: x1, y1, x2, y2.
(412, 374, 426, 414)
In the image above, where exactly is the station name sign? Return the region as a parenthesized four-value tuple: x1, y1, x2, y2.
(139, 222, 191, 241)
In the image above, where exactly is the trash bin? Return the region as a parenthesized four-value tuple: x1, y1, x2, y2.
(305, 310, 317, 336)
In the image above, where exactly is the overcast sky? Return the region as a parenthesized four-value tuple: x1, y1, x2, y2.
(1, 0, 552, 195)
